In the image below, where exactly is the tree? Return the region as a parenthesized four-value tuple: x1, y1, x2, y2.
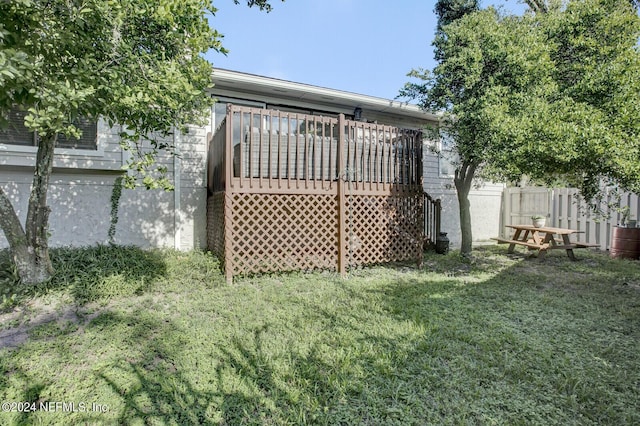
(402, 0, 640, 255)
(402, 2, 549, 255)
(510, 0, 640, 204)
(434, 0, 479, 30)
(523, 0, 563, 14)
(235, 0, 279, 11)
(0, 0, 277, 284)
(401, 0, 480, 255)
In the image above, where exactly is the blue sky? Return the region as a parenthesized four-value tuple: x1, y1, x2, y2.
(206, 0, 528, 100)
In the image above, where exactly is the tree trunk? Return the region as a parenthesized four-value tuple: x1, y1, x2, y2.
(0, 187, 35, 281)
(0, 134, 57, 284)
(454, 160, 478, 256)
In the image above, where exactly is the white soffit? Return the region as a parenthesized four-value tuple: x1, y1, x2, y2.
(211, 69, 439, 122)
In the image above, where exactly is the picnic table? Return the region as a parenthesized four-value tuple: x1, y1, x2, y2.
(492, 224, 599, 260)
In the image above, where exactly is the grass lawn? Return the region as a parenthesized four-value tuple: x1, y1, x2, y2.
(0, 245, 639, 425)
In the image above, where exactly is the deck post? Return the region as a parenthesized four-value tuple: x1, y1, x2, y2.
(224, 104, 234, 284)
(337, 114, 347, 277)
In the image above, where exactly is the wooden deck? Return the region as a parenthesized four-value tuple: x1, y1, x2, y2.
(207, 105, 431, 282)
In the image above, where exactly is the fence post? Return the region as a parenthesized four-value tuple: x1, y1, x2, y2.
(501, 187, 510, 238)
(337, 114, 347, 277)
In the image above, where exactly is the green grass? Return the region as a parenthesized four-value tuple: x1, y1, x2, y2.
(0, 246, 639, 425)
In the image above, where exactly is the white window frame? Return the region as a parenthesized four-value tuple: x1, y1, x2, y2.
(438, 131, 458, 178)
(212, 96, 266, 133)
(0, 118, 106, 159)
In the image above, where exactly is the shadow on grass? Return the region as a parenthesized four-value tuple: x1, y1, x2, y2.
(52, 309, 375, 423)
(214, 327, 363, 424)
(89, 311, 220, 425)
(3, 247, 638, 424)
(1, 309, 216, 425)
(85, 313, 348, 424)
(363, 248, 640, 424)
(0, 245, 167, 307)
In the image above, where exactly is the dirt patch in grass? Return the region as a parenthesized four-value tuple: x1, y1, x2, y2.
(0, 300, 103, 350)
(0, 290, 176, 350)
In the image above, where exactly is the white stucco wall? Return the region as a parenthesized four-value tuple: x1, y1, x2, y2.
(422, 148, 504, 248)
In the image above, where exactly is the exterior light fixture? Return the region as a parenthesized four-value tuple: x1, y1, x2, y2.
(354, 107, 363, 121)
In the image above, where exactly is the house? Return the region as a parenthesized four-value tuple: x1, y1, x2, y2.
(0, 69, 502, 258)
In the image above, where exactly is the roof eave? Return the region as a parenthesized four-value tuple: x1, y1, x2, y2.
(211, 69, 440, 122)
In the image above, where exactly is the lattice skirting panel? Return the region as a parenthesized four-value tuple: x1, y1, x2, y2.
(228, 193, 339, 275)
(345, 194, 423, 266)
(206, 192, 225, 257)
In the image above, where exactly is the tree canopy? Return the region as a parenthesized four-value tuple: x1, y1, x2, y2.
(434, 0, 479, 30)
(402, 0, 640, 254)
(522, 0, 640, 202)
(0, 0, 277, 283)
(402, 4, 555, 253)
(1, 0, 233, 188)
(496, 0, 640, 204)
(401, 0, 640, 253)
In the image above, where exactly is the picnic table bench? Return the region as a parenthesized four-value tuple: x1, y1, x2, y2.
(492, 224, 599, 260)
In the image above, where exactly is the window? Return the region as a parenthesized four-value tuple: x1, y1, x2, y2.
(212, 97, 266, 133)
(57, 116, 97, 149)
(439, 131, 458, 177)
(213, 102, 228, 131)
(0, 108, 98, 150)
(265, 104, 339, 119)
(1, 110, 34, 146)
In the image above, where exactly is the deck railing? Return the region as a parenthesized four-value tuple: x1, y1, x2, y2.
(207, 116, 227, 194)
(217, 105, 422, 193)
(424, 192, 442, 247)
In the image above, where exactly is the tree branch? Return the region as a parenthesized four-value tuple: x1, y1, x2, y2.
(524, 0, 548, 13)
(464, 160, 478, 189)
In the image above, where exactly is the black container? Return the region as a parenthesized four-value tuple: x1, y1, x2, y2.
(435, 232, 450, 255)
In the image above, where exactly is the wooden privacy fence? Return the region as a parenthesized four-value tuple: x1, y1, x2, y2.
(502, 187, 640, 250)
(553, 188, 639, 250)
(207, 105, 426, 282)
